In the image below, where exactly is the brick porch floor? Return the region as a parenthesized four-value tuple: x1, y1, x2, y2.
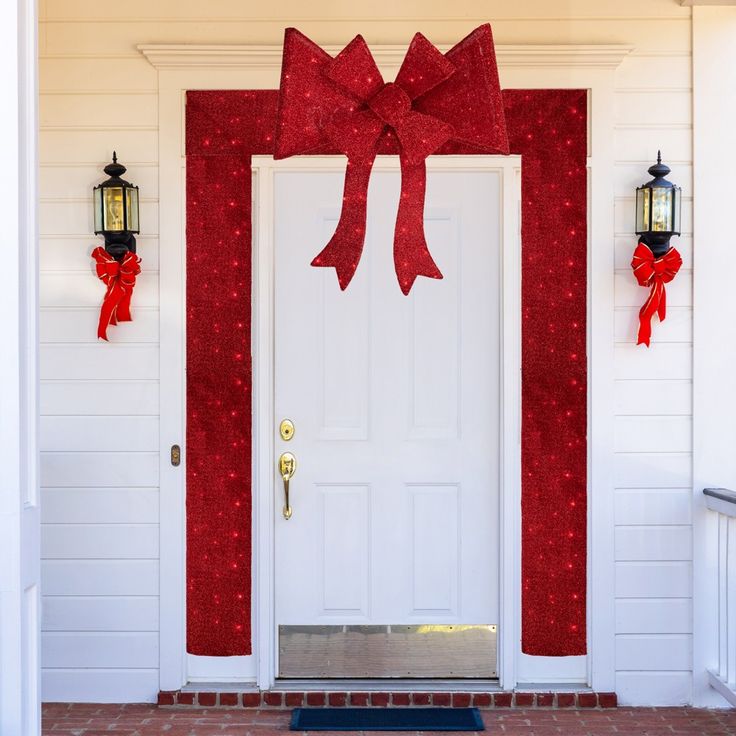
(42, 703, 736, 735)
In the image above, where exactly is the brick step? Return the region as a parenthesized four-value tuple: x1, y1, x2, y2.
(158, 690, 617, 709)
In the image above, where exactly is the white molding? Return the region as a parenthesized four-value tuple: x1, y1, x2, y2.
(0, 0, 40, 731)
(692, 5, 736, 708)
(153, 44, 626, 692)
(682, 1, 736, 6)
(707, 670, 736, 706)
(139, 43, 633, 72)
(251, 154, 521, 690)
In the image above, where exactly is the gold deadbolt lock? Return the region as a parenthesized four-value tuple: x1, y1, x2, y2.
(279, 418, 295, 441)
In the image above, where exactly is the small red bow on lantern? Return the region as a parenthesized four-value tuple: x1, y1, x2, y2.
(274, 25, 508, 294)
(631, 242, 682, 347)
(92, 246, 141, 341)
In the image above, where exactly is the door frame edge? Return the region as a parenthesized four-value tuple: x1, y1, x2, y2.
(251, 155, 522, 689)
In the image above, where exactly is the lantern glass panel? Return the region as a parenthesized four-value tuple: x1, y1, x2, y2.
(93, 187, 103, 233)
(636, 188, 650, 233)
(125, 187, 139, 232)
(651, 186, 672, 232)
(103, 186, 125, 231)
(673, 187, 681, 234)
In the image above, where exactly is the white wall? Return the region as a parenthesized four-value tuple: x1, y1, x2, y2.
(39, 0, 695, 705)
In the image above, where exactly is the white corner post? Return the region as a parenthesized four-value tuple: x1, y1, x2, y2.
(0, 0, 40, 733)
(692, 4, 736, 709)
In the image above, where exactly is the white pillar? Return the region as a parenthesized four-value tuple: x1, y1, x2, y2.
(0, 0, 40, 733)
(692, 4, 736, 708)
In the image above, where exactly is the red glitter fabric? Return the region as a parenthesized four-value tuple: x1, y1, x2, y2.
(186, 153, 253, 655)
(185, 87, 587, 657)
(274, 25, 508, 294)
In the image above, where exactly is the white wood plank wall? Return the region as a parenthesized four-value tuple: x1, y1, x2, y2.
(39, 0, 694, 704)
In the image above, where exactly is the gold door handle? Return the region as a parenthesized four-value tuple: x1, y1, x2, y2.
(279, 452, 296, 520)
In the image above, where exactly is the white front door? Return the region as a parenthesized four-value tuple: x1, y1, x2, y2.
(262, 156, 517, 679)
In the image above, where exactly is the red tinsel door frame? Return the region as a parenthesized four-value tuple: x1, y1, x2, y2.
(185, 88, 588, 658)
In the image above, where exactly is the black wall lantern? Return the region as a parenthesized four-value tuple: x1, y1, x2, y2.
(635, 151, 681, 257)
(93, 152, 140, 260)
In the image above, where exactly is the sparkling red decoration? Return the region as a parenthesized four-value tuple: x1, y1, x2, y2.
(185, 153, 253, 655)
(274, 25, 508, 294)
(91, 246, 141, 341)
(185, 86, 587, 657)
(631, 242, 682, 347)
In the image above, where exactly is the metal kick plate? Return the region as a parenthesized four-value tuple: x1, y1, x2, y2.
(278, 624, 497, 679)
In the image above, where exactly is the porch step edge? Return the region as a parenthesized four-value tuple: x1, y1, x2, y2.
(158, 690, 617, 709)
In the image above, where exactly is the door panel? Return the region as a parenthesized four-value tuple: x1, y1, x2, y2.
(273, 160, 503, 677)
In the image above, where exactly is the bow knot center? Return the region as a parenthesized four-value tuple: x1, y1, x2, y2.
(368, 83, 412, 127)
(652, 257, 668, 276)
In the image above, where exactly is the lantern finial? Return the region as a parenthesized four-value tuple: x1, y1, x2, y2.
(648, 151, 670, 180)
(103, 152, 126, 178)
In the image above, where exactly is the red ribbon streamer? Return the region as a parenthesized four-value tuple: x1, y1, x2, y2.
(631, 242, 682, 347)
(274, 25, 508, 294)
(92, 246, 141, 341)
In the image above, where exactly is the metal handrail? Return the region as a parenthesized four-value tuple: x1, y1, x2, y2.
(704, 487, 736, 504)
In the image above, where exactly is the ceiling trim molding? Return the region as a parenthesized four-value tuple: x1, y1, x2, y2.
(138, 43, 634, 71)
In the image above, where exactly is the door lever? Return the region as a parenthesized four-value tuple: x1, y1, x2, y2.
(278, 452, 296, 520)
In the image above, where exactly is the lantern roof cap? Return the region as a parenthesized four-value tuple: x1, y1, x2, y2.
(97, 151, 136, 189)
(642, 150, 676, 188)
(103, 151, 127, 178)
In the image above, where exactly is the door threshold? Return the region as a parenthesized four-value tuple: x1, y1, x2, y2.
(275, 679, 502, 692)
(182, 681, 258, 692)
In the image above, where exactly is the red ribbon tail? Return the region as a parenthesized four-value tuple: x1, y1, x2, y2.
(393, 157, 442, 295)
(657, 282, 667, 323)
(97, 282, 125, 341)
(311, 157, 374, 290)
(636, 280, 662, 348)
(116, 290, 133, 323)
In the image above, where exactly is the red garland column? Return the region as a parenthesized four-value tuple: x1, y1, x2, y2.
(185, 88, 587, 657)
(505, 90, 588, 655)
(186, 153, 253, 655)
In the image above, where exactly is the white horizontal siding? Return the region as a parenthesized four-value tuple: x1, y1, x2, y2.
(40, 452, 159, 487)
(40, 488, 159, 523)
(42, 560, 159, 596)
(38, 0, 695, 705)
(613, 33, 693, 702)
(42, 524, 159, 559)
(616, 598, 691, 634)
(40, 381, 159, 415)
(42, 596, 158, 631)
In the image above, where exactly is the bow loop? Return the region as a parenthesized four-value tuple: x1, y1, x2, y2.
(395, 32, 456, 99)
(326, 35, 384, 100)
(274, 24, 508, 292)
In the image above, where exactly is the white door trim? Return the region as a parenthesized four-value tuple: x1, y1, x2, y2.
(252, 155, 521, 690)
(0, 0, 40, 731)
(146, 42, 629, 692)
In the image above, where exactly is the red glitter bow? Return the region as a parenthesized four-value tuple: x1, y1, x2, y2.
(631, 242, 682, 347)
(274, 25, 508, 294)
(92, 246, 141, 341)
